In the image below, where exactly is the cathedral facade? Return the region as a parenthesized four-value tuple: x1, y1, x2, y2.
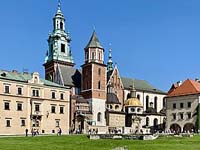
(44, 2, 167, 134)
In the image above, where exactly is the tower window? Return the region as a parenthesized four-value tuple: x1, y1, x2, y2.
(92, 52, 95, 60)
(61, 44, 65, 53)
(98, 81, 101, 89)
(60, 22, 63, 30)
(98, 68, 101, 75)
(97, 112, 102, 122)
(50, 44, 53, 53)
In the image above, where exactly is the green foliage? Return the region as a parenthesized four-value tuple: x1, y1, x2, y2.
(0, 135, 200, 150)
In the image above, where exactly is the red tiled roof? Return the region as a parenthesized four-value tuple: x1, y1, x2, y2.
(167, 79, 200, 97)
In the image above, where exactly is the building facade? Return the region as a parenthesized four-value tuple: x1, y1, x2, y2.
(166, 79, 200, 133)
(43, 1, 167, 134)
(0, 70, 70, 135)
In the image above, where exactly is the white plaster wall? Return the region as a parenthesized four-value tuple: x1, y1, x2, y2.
(89, 98, 106, 126)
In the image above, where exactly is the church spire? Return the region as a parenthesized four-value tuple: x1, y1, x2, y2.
(44, 0, 74, 65)
(57, 0, 62, 13)
(107, 44, 113, 71)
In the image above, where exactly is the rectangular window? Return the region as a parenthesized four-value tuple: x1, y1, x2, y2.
(4, 85, 10, 93)
(173, 103, 176, 109)
(188, 102, 191, 108)
(52, 92, 56, 99)
(180, 103, 184, 109)
(61, 44, 65, 53)
(180, 113, 184, 120)
(32, 89, 39, 97)
(4, 102, 10, 110)
(17, 103, 22, 111)
(172, 113, 176, 120)
(21, 120, 25, 126)
(6, 120, 11, 127)
(55, 120, 60, 127)
(187, 113, 192, 119)
(60, 107, 64, 114)
(35, 104, 40, 112)
(51, 106, 56, 113)
(60, 93, 64, 100)
(17, 87, 22, 95)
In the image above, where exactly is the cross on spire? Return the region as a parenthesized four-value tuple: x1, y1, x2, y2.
(58, 0, 61, 10)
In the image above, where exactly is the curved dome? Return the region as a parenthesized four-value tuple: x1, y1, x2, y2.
(125, 98, 143, 107)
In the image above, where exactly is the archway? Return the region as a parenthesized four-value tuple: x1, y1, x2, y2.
(183, 123, 195, 133)
(170, 123, 181, 133)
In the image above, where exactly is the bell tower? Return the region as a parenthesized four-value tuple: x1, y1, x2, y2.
(81, 31, 107, 126)
(43, 0, 74, 82)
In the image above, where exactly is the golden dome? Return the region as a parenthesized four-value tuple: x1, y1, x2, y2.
(125, 98, 143, 107)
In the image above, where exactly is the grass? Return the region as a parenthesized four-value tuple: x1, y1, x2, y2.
(0, 135, 200, 150)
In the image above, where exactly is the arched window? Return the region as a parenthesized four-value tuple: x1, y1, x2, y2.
(92, 52, 95, 60)
(98, 81, 101, 89)
(97, 112, 101, 122)
(137, 94, 140, 100)
(146, 117, 149, 126)
(163, 98, 166, 108)
(146, 95, 149, 110)
(60, 22, 63, 30)
(154, 96, 157, 112)
(98, 68, 101, 76)
(154, 118, 158, 129)
(115, 105, 119, 110)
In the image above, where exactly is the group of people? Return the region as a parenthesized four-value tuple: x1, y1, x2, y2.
(25, 127, 62, 136)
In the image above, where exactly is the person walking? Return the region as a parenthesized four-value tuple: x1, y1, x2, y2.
(25, 129, 28, 137)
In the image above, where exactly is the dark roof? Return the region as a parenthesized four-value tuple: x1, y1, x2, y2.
(85, 31, 103, 49)
(121, 77, 166, 94)
(106, 93, 121, 104)
(0, 70, 65, 88)
(58, 65, 81, 87)
(71, 95, 88, 103)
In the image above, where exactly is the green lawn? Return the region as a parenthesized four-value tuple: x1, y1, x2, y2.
(0, 135, 200, 150)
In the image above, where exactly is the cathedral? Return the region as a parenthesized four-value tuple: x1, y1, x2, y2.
(44, 1, 167, 134)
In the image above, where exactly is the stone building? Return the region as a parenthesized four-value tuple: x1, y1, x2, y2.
(166, 79, 200, 133)
(0, 70, 70, 135)
(43, 1, 167, 134)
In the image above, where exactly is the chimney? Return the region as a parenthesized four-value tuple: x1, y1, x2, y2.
(177, 81, 182, 86)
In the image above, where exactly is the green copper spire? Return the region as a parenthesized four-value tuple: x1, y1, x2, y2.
(107, 44, 113, 71)
(85, 31, 103, 49)
(44, 0, 74, 65)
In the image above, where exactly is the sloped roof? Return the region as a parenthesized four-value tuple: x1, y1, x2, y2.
(167, 79, 200, 97)
(85, 31, 103, 49)
(0, 70, 65, 88)
(58, 65, 81, 87)
(121, 77, 166, 94)
(106, 93, 121, 104)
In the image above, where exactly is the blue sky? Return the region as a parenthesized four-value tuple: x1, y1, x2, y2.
(1, 0, 200, 91)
